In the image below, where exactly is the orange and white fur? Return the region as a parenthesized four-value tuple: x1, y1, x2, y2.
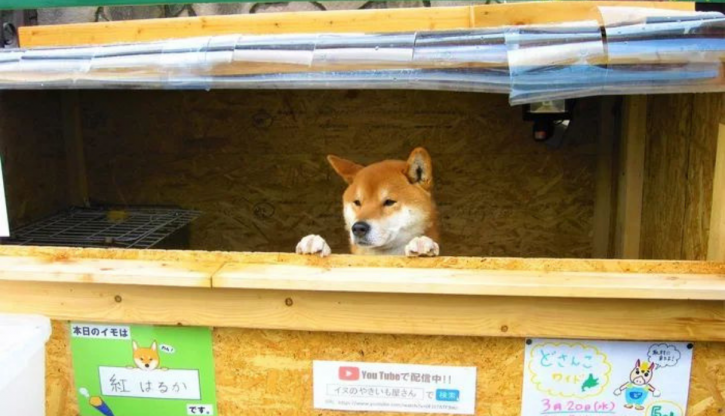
(131, 340, 163, 371)
(297, 147, 439, 257)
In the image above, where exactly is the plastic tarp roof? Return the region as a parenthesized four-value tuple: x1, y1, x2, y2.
(1, 6, 723, 104)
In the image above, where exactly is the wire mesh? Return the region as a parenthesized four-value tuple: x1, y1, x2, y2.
(4, 206, 200, 248)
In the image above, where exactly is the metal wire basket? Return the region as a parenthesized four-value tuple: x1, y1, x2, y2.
(4, 206, 200, 249)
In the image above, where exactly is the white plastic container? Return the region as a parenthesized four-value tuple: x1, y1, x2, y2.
(0, 314, 52, 416)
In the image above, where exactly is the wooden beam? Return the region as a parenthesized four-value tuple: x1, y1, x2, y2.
(1, 244, 725, 274)
(592, 97, 616, 258)
(214, 263, 725, 301)
(615, 96, 647, 258)
(708, 96, 725, 261)
(18, 2, 693, 49)
(61, 91, 90, 207)
(0, 247, 723, 300)
(0, 247, 720, 340)
(0, 256, 217, 287)
(1, 279, 724, 341)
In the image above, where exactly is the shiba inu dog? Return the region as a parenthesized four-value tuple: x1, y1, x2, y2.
(131, 340, 161, 371)
(296, 147, 439, 257)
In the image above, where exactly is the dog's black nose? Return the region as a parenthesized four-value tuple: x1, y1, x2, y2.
(145, 364, 150, 368)
(352, 222, 370, 238)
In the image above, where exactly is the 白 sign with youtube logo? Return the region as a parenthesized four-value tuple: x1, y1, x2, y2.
(313, 360, 476, 414)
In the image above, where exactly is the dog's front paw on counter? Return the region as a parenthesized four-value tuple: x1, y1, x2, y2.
(295, 234, 332, 257)
(404, 236, 440, 257)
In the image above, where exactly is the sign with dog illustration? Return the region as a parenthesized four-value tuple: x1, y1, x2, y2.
(69, 323, 217, 416)
(522, 339, 694, 416)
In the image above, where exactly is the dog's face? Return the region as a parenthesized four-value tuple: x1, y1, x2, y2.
(328, 148, 436, 252)
(133, 340, 160, 371)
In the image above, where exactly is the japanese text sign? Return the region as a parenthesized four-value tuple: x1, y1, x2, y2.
(70, 322, 217, 416)
(313, 360, 477, 414)
(522, 339, 693, 416)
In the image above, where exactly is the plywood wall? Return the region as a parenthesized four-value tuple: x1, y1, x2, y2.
(79, 90, 601, 257)
(46, 321, 725, 416)
(0, 91, 68, 228)
(640, 93, 723, 260)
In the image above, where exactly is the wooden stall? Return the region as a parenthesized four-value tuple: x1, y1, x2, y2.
(0, 2, 724, 415)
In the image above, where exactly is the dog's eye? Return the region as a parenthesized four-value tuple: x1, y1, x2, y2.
(354, 200, 361, 207)
(383, 199, 397, 207)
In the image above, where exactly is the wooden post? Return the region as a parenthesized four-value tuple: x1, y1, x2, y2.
(614, 96, 647, 259)
(708, 95, 725, 261)
(592, 97, 616, 258)
(61, 91, 89, 207)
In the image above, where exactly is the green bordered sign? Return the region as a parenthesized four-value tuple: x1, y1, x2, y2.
(70, 322, 217, 416)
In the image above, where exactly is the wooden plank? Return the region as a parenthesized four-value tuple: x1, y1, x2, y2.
(214, 262, 725, 301)
(2, 244, 725, 275)
(708, 96, 725, 261)
(18, 2, 693, 48)
(471, 1, 690, 28)
(0, 256, 217, 287)
(61, 91, 89, 207)
(614, 96, 647, 259)
(3, 247, 725, 300)
(2, 279, 725, 341)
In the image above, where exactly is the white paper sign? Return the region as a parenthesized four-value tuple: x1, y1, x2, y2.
(522, 339, 694, 416)
(313, 360, 477, 414)
(99, 366, 201, 400)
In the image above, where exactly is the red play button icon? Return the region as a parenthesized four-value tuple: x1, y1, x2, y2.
(338, 366, 360, 381)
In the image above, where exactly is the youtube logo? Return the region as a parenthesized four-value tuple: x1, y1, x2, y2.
(338, 366, 360, 381)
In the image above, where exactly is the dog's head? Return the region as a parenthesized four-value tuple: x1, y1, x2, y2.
(133, 340, 160, 371)
(327, 148, 436, 252)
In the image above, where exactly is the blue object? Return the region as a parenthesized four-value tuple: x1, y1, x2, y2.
(625, 386, 649, 406)
(435, 389, 460, 402)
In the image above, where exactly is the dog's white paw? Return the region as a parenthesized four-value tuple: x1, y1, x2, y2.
(404, 236, 440, 257)
(295, 234, 331, 257)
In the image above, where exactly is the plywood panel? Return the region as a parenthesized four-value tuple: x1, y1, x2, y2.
(0, 91, 68, 228)
(641, 94, 694, 259)
(80, 90, 599, 258)
(45, 322, 725, 416)
(640, 93, 722, 260)
(684, 94, 722, 260)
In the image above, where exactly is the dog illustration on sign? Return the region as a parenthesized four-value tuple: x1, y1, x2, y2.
(614, 359, 660, 410)
(129, 340, 168, 371)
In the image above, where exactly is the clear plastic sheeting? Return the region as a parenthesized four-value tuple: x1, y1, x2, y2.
(600, 7, 725, 96)
(0, 6, 723, 104)
(505, 20, 607, 104)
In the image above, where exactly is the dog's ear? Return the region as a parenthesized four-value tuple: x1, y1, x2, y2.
(405, 147, 433, 191)
(151, 341, 157, 351)
(132, 341, 138, 351)
(327, 155, 363, 184)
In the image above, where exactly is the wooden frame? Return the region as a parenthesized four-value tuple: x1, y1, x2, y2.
(1, 246, 724, 341)
(19, 1, 692, 48)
